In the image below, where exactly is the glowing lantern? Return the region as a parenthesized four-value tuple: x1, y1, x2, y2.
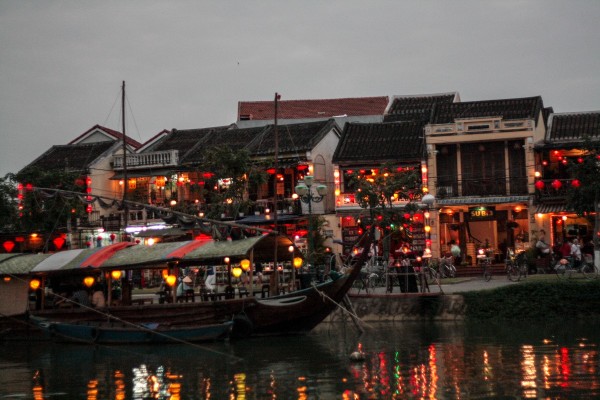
(403, 213, 411, 220)
(3, 276, 11, 282)
(535, 180, 545, 190)
(232, 267, 242, 278)
(240, 259, 251, 271)
(165, 275, 177, 287)
(551, 179, 562, 190)
(83, 276, 95, 288)
(424, 225, 431, 233)
(162, 269, 169, 279)
(571, 179, 581, 188)
(578, 157, 584, 163)
(266, 168, 276, 174)
(52, 237, 65, 250)
(293, 257, 303, 269)
(86, 205, 93, 213)
(29, 279, 40, 290)
(3, 240, 15, 253)
(111, 270, 122, 280)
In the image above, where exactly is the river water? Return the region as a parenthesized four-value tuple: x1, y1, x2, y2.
(1, 319, 599, 399)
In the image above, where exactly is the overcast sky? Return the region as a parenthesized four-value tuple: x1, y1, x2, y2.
(1, 1, 600, 178)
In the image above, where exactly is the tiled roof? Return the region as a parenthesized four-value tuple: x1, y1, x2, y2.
(546, 111, 600, 142)
(180, 126, 265, 165)
(68, 124, 142, 149)
(238, 96, 389, 120)
(384, 93, 457, 123)
(332, 121, 424, 164)
(20, 141, 116, 173)
(150, 125, 233, 156)
(430, 96, 544, 125)
(248, 120, 339, 157)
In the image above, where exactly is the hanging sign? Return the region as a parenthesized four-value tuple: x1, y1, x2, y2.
(468, 206, 496, 220)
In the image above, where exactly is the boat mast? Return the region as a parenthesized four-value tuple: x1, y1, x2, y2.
(272, 92, 280, 293)
(122, 81, 129, 230)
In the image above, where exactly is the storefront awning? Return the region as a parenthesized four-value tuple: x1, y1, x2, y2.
(437, 196, 530, 206)
(236, 214, 303, 225)
(535, 203, 569, 214)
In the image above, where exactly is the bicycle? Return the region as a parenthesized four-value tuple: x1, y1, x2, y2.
(477, 250, 492, 281)
(505, 249, 528, 282)
(554, 255, 594, 279)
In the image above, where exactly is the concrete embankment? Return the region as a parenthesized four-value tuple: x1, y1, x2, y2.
(328, 275, 600, 323)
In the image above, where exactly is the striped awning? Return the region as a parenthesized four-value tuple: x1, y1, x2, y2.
(0, 253, 52, 275)
(437, 196, 530, 205)
(535, 203, 569, 214)
(31, 242, 135, 272)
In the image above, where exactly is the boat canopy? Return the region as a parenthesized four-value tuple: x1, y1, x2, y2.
(0, 235, 298, 275)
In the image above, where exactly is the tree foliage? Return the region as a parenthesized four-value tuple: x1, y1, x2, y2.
(346, 163, 422, 225)
(199, 146, 268, 219)
(0, 173, 19, 232)
(15, 167, 86, 233)
(565, 138, 600, 249)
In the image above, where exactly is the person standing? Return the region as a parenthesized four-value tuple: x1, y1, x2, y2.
(571, 239, 582, 268)
(450, 240, 462, 264)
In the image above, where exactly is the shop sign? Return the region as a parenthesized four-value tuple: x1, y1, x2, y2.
(468, 206, 496, 220)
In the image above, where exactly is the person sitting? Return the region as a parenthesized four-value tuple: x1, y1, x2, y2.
(70, 285, 91, 307)
(205, 267, 216, 292)
(176, 276, 193, 297)
(91, 283, 106, 308)
(176, 276, 194, 302)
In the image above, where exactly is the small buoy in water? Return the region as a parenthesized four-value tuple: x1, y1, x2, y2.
(349, 343, 365, 362)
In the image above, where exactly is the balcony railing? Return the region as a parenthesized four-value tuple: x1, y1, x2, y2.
(113, 150, 179, 170)
(435, 176, 529, 198)
(534, 178, 573, 201)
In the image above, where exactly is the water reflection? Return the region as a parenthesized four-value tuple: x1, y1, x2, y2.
(1, 320, 600, 399)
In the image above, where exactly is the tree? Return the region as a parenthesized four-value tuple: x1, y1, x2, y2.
(199, 146, 268, 219)
(15, 167, 86, 234)
(347, 163, 422, 224)
(346, 163, 423, 258)
(0, 173, 19, 232)
(565, 137, 600, 268)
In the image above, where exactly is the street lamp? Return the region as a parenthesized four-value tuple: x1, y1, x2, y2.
(295, 176, 328, 270)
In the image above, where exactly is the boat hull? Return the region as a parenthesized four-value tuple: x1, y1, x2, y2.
(31, 316, 232, 344)
(31, 270, 358, 339)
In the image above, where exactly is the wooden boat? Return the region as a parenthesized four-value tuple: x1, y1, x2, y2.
(3, 232, 371, 340)
(30, 315, 232, 344)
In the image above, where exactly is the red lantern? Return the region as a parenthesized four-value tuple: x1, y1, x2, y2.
(403, 213, 411, 220)
(86, 205, 93, 213)
(551, 179, 562, 190)
(3, 241, 15, 253)
(578, 157, 584, 164)
(52, 237, 65, 250)
(297, 165, 308, 171)
(266, 168, 276, 175)
(571, 179, 581, 188)
(535, 180, 545, 190)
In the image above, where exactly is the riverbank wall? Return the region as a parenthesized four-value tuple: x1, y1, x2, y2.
(328, 279, 600, 323)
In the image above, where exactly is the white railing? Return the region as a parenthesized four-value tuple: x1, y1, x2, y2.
(426, 119, 532, 136)
(113, 150, 179, 170)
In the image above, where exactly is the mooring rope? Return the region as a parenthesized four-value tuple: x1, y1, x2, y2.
(6, 274, 242, 362)
(312, 282, 372, 331)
